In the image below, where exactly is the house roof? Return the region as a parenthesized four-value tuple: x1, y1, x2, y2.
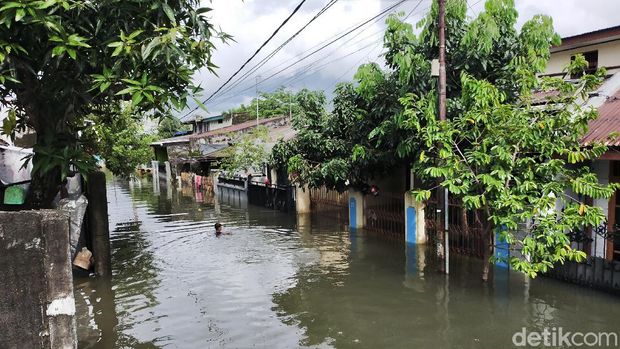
(150, 134, 191, 147)
(552, 25, 620, 53)
(189, 115, 288, 141)
(582, 90, 620, 146)
(180, 114, 225, 124)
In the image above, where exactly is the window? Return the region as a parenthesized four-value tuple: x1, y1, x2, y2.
(218, 119, 223, 124)
(570, 50, 598, 78)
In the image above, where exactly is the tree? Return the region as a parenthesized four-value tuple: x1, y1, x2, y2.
(85, 108, 155, 177)
(273, 0, 617, 279)
(227, 86, 305, 119)
(0, 0, 229, 207)
(405, 62, 617, 280)
(272, 81, 400, 191)
(220, 126, 270, 176)
(157, 116, 190, 139)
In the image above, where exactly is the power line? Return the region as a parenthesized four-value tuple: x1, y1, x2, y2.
(180, 0, 308, 120)
(206, 0, 412, 109)
(212, 0, 340, 102)
(256, 0, 408, 89)
(210, 0, 429, 107)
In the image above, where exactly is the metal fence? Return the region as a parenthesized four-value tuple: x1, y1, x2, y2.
(309, 186, 348, 223)
(248, 181, 295, 212)
(364, 191, 405, 242)
(544, 223, 620, 293)
(546, 257, 620, 294)
(426, 190, 486, 259)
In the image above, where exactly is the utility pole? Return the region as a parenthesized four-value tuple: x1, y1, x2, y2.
(289, 89, 292, 119)
(438, 0, 449, 274)
(256, 75, 261, 126)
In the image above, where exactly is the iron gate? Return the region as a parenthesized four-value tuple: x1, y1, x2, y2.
(309, 186, 348, 224)
(426, 189, 486, 259)
(364, 191, 405, 242)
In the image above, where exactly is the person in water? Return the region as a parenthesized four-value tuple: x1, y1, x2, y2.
(214, 223, 230, 236)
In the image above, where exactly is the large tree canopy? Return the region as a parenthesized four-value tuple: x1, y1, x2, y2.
(273, 0, 559, 191)
(0, 0, 228, 206)
(272, 0, 618, 279)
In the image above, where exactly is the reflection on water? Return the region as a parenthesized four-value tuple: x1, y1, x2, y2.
(75, 177, 620, 348)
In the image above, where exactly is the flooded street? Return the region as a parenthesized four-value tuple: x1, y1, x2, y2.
(75, 178, 620, 348)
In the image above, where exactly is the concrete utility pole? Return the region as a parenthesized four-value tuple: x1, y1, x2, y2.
(256, 75, 260, 126)
(289, 88, 293, 119)
(438, 0, 449, 274)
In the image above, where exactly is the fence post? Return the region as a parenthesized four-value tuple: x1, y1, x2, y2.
(295, 184, 311, 214)
(404, 192, 426, 244)
(87, 171, 112, 277)
(494, 226, 509, 269)
(348, 189, 365, 229)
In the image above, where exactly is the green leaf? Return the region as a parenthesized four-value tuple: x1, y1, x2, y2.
(15, 8, 26, 21)
(66, 48, 77, 59)
(192, 97, 208, 112)
(51, 45, 65, 57)
(111, 45, 123, 57)
(162, 3, 176, 25)
(131, 92, 144, 106)
(0, 2, 23, 11)
(141, 37, 160, 59)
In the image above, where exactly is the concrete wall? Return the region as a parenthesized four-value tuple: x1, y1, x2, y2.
(0, 210, 77, 349)
(546, 40, 620, 75)
(404, 192, 426, 244)
(295, 185, 311, 214)
(208, 116, 233, 132)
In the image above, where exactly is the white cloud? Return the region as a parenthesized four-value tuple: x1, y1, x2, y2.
(186, 0, 620, 116)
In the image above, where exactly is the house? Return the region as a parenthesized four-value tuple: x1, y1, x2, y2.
(150, 115, 294, 177)
(542, 26, 620, 263)
(181, 114, 233, 134)
(545, 25, 620, 78)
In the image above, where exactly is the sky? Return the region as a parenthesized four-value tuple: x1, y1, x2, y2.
(181, 0, 620, 118)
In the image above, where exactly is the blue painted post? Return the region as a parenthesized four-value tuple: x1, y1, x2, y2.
(495, 227, 510, 269)
(349, 197, 357, 230)
(406, 206, 416, 244)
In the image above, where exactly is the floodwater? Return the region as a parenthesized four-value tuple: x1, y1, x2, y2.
(74, 177, 620, 348)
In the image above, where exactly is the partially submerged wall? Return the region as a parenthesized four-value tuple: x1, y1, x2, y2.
(0, 210, 77, 349)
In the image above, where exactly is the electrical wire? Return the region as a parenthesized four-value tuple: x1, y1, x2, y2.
(179, 0, 308, 120)
(205, 0, 413, 109)
(211, 0, 340, 102)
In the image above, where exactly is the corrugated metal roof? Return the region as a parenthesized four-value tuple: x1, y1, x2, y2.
(150, 134, 190, 147)
(552, 25, 620, 53)
(181, 114, 224, 124)
(582, 91, 620, 146)
(189, 115, 288, 140)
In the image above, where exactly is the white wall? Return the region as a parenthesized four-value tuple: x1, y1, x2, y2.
(208, 116, 233, 132)
(0, 146, 32, 185)
(546, 40, 620, 75)
(592, 160, 610, 258)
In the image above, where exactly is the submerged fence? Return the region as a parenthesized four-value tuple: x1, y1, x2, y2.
(545, 223, 620, 293)
(248, 181, 295, 213)
(426, 190, 486, 259)
(309, 187, 348, 224)
(364, 191, 405, 242)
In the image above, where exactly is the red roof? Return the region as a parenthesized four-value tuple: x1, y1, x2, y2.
(582, 91, 620, 146)
(189, 115, 288, 141)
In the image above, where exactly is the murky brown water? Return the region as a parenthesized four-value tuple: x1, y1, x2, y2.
(74, 177, 620, 348)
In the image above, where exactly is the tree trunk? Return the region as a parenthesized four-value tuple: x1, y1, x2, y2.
(25, 167, 61, 209)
